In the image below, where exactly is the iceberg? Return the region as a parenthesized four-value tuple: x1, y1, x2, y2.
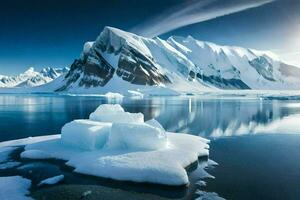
(1, 104, 209, 186)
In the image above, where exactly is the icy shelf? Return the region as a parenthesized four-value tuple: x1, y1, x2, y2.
(4, 104, 210, 186)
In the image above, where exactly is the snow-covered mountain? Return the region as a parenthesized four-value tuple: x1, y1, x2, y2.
(0, 67, 69, 88)
(46, 26, 300, 94)
(2, 27, 300, 94)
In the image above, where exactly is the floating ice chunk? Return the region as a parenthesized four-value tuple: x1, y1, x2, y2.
(106, 122, 167, 151)
(195, 189, 225, 200)
(38, 175, 64, 186)
(61, 120, 111, 150)
(104, 92, 124, 98)
(0, 147, 17, 163)
(0, 176, 32, 200)
(89, 104, 144, 124)
(145, 119, 165, 131)
(0, 161, 21, 170)
(21, 149, 52, 159)
(0, 135, 60, 148)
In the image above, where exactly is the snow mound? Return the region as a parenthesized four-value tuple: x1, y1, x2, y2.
(0, 176, 32, 200)
(61, 120, 111, 150)
(4, 104, 209, 186)
(89, 104, 144, 123)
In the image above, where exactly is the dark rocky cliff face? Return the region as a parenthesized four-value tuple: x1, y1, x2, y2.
(56, 33, 171, 91)
(117, 45, 170, 85)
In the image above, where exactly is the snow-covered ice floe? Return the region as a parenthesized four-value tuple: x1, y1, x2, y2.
(1, 104, 209, 186)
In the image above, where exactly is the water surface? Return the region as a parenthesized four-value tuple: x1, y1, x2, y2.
(1, 94, 300, 199)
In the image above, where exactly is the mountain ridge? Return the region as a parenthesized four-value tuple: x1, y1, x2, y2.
(53, 26, 300, 94)
(0, 67, 69, 88)
(1, 26, 300, 95)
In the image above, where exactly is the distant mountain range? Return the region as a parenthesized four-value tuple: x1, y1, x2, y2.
(0, 67, 69, 88)
(1, 27, 300, 95)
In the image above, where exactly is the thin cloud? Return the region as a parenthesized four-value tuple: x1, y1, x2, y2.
(131, 0, 275, 38)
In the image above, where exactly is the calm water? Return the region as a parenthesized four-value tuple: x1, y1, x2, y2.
(1, 94, 300, 199)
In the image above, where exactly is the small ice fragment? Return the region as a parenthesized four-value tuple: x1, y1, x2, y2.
(0, 161, 21, 170)
(81, 190, 92, 198)
(196, 180, 206, 187)
(195, 190, 225, 200)
(0, 147, 17, 163)
(38, 175, 64, 186)
(21, 150, 52, 159)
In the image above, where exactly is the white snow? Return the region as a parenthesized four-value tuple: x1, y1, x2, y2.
(4, 104, 210, 186)
(0, 176, 32, 200)
(38, 175, 64, 186)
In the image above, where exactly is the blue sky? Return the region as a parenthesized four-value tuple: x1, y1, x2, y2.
(0, 0, 299, 75)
